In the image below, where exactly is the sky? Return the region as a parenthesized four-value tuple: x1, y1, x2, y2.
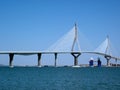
(0, 0, 120, 66)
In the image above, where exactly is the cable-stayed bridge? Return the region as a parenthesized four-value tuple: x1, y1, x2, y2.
(0, 24, 120, 67)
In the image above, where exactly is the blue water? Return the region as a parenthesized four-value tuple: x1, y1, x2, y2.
(0, 67, 120, 90)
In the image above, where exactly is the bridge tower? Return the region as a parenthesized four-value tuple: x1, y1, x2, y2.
(71, 23, 81, 66)
(104, 36, 112, 66)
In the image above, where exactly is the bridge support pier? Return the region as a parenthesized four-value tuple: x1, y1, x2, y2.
(54, 53, 57, 67)
(9, 53, 14, 67)
(38, 53, 42, 67)
(105, 55, 111, 66)
(71, 53, 81, 66)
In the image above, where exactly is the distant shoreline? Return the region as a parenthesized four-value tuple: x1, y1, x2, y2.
(0, 64, 120, 68)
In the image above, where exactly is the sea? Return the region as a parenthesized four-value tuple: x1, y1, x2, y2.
(0, 66, 120, 90)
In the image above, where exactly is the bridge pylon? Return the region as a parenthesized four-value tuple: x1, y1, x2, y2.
(104, 36, 112, 66)
(71, 23, 81, 51)
(71, 23, 81, 66)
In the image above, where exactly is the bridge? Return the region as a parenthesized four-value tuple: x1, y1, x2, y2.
(0, 23, 120, 67)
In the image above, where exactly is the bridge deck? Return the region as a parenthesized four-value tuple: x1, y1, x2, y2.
(0, 51, 119, 60)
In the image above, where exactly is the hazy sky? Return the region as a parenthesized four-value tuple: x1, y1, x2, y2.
(0, 0, 120, 66)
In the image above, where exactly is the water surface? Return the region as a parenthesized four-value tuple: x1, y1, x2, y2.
(0, 67, 120, 90)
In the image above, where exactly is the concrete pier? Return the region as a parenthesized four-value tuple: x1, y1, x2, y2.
(38, 53, 42, 67)
(54, 53, 57, 67)
(71, 53, 81, 66)
(9, 53, 14, 67)
(105, 55, 111, 66)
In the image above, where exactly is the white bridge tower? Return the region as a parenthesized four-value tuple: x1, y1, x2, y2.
(71, 23, 81, 66)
